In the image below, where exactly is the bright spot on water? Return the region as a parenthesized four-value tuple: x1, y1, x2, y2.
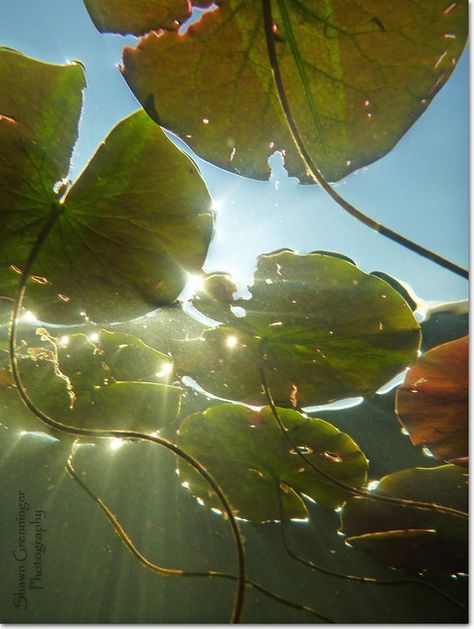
(109, 438, 124, 451)
(60, 336, 70, 346)
(21, 311, 38, 323)
(367, 480, 380, 491)
(155, 363, 173, 378)
(211, 199, 222, 212)
(290, 517, 309, 523)
(19, 430, 59, 443)
(225, 335, 238, 348)
(89, 332, 99, 342)
(376, 369, 407, 395)
(303, 396, 363, 414)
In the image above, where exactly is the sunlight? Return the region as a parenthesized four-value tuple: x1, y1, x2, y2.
(186, 273, 204, 293)
(109, 438, 125, 451)
(155, 363, 173, 378)
(21, 310, 38, 323)
(225, 335, 238, 349)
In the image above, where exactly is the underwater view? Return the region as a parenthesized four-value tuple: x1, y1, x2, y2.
(0, 0, 469, 623)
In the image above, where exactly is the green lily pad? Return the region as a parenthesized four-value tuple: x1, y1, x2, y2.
(173, 251, 421, 407)
(84, 0, 216, 35)
(0, 48, 213, 323)
(177, 403, 368, 522)
(111, 1, 468, 182)
(341, 465, 468, 574)
(16, 329, 181, 432)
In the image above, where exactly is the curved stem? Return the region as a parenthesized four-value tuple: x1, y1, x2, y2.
(67, 458, 332, 623)
(258, 366, 467, 519)
(276, 489, 466, 614)
(8, 206, 245, 623)
(262, 0, 468, 280)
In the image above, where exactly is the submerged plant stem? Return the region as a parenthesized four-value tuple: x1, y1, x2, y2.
(66, 459, 332, 623)
(262, 0, 468, 280)
(8, 206, 245, 624)
(277, 490, 466, 614)
(258, 366, 467, 520)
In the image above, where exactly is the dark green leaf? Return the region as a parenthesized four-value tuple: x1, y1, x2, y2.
(178, 403, 368, 521)
(341, 465, 468, 574)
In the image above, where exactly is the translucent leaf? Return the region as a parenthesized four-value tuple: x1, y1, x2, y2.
(84, 0, 216, 36)
(173, 251, 421, 407)
(114, 1, 467, 182)
(396, 336, 468, 465)
(16, 329, 181, 432)
(178, 403, 368, 521)
(0, 49, 213, 323)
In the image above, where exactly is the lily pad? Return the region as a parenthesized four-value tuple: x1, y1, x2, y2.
(341, 464, 468, 574)
(0, 48, 213, 323)
(84, 0, 216, 35)
(108, 1, 469, 182)
(396, 336, 468, 465)
(173, 251, 421, 407)
(16, 329, 181, 432)
(177, 403, 368, 522)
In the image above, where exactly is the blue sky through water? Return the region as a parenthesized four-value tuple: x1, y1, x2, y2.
(0, 1, 468, 304)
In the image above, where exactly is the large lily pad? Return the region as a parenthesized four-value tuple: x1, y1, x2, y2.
(0, 48, 213, 323)
(16, 329, 181, 432)
(396, 336, 468, 465)
(84, 0, 215, 35)
(177, 403, 368, 522)
(172, 251, 421, 407)
(341, 465, 468, 574)
(105, 1, 470, 182)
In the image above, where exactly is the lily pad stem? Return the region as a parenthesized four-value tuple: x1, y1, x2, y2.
(262, 0, 468, 280)
(8, 206, 246, 624)
(258, 364, 467, 519)
(276, 489, 466, 614)
(66, 458, 332, 623)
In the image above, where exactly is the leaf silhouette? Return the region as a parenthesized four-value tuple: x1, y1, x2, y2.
(396, 336, 468, 465)
(341, 464, 468, 574)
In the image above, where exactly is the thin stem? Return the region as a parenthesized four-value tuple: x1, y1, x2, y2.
(8, 206, 245, 623)
(258, 366, 468, 519)
(262, 0, 468, 280)
(66, 458, 332, 623)
(276, 488, 466, 614)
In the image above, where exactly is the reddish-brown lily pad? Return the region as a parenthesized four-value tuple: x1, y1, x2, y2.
(396, 336, 468, 465)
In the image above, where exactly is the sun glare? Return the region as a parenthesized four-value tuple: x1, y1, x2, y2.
(225, 335, 238, 349)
